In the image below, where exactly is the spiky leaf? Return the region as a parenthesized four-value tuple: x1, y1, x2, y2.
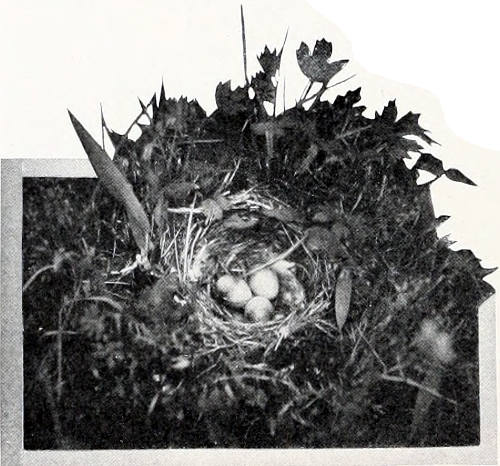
(68, 111, 151, 252)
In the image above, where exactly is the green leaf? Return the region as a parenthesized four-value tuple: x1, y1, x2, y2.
(68, 111, 151, 253)
(296, 40, 348, 84)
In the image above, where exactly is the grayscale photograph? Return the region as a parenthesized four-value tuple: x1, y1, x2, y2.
(1, 1, 498, 464)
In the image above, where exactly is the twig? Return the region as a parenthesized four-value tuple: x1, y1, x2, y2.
(380, 373, 457, 405)
(240, 5, 249, 85)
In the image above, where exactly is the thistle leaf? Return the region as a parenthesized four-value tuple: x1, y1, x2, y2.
(68, 111, 151, 252)
(335, 268, 352, 331)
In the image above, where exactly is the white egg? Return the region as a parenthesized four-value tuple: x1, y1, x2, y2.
(226, 279, 253, 308)
(249, 268, 279, 300)
(244, 296, 274, 323)
(216, 274, 238, 294)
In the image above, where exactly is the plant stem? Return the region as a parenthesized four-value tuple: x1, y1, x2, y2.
(298, 74, 357, 107)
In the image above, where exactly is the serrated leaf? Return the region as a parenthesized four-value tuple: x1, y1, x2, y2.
(394, 111, 435, 145)
(413, 153, 445, 178)
(68, 111, 151, 253)
(257, 45, 281, 76)
(296, 40, 348, 84)
(252, 71, 276, 103)
(335, 268, 352, 331)
(215, 81, 252, 115)
(377, 100, 398, 123)
(445, 168, 476, 186)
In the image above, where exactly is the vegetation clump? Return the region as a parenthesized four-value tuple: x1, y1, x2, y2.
(22, 32, 494, 449)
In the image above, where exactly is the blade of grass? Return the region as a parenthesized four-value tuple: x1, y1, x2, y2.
(240, 5, 249, 85)
(68, 111, 151, 253)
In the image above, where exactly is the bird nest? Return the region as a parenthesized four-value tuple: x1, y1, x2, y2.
(158, 188, 337, 361)
(43, 33, 494, 448)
